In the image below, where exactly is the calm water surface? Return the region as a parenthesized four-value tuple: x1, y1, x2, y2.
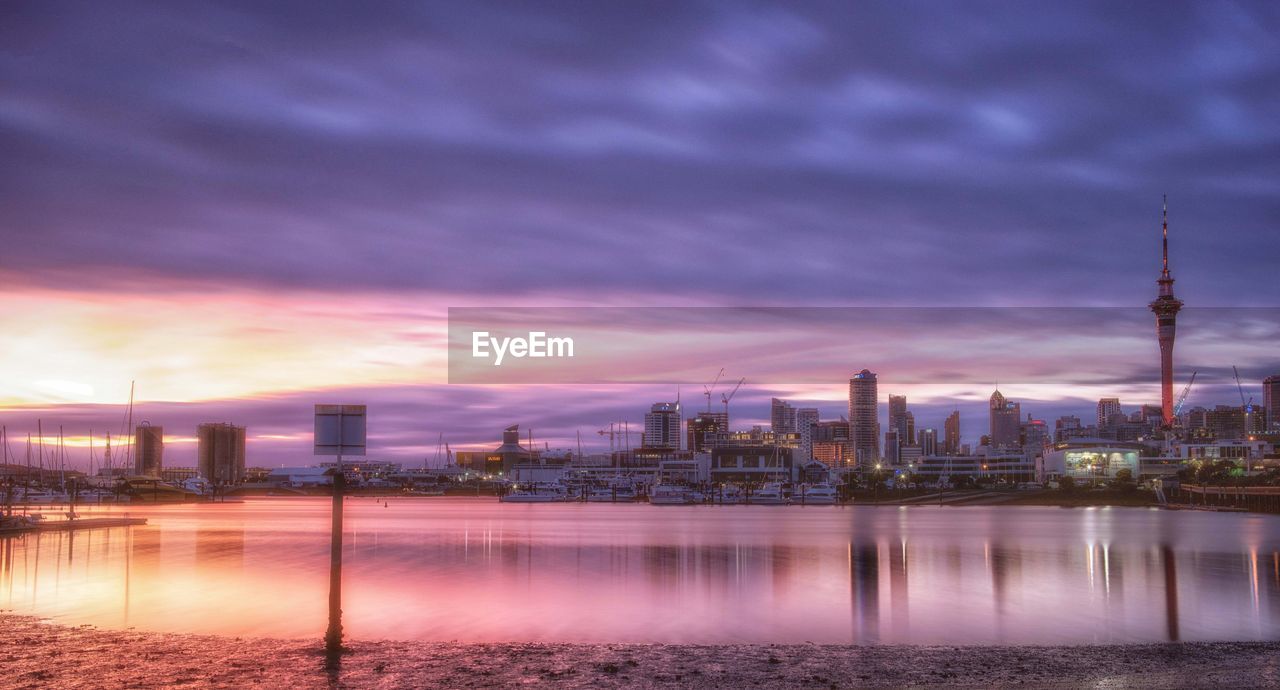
(3, 497, 1279, 644)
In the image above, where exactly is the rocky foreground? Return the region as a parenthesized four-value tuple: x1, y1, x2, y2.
(4, 615, 1279, 689)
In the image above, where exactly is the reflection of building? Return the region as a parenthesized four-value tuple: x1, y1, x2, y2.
(643, 401, 682, 450)
(197, 422, 247, 483)
(988, 390, 1021, 450)
(848, 370, 879, 465)
(134, 423, 164, 477)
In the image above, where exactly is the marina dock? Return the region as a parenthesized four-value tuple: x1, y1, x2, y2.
(0, 516, 147, 536)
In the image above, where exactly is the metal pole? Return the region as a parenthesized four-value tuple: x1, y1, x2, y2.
(325, 454, 345, 668)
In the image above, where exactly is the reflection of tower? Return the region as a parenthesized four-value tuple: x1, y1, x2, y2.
(850, 543, 880, 642)
(1149, 197, 1183, 428)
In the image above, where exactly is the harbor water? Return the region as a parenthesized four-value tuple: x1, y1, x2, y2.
(2, 497, 1278, 644)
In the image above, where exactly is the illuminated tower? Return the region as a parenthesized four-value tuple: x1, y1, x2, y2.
(1148, 196, 1183, 428)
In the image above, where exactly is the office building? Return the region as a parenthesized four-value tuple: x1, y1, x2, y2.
(1097, 398, 1123, 428)
(848, 370, 880, 466)
(134, 423, 164, 477)
(919, 428, 938, 456)
(795, 407, 820, 462)
(197, 422, 247, 484)
(989, 389, 1021, 451)
(643, 401, 682, 450)
(770, 398, 797, 435)
(686, 411, 728, 453)
(1264, 375, 1280, 432)
(944, 411, 961, 455)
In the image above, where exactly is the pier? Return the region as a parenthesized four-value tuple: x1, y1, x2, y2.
(0, 516, 147, 536)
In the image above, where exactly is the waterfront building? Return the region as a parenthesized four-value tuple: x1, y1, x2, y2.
(491, 425, 535, 474)
(944, 411, 960, 455)
(1176, 439, 1267, 463)
(919, 428, 938, 456)
(134, 423, 164, 477)
(643, 401, 682, 450)
(1149, 197, 1183, 427)
(988, 389, 1021, 451)
(914, 454, 1037, 484)
(197, 422, 247, 484)
(848, 370, 880, 466)
(710, 445, 795, 483)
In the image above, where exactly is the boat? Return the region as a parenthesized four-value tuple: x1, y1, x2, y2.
(747, 482, 790, 505)
(586, 485, 638, 502)
(649, 484, 697, 505)
(794, 483, 839, 505)
(18, 489, 70, 505)
(499, 484, 567, 503)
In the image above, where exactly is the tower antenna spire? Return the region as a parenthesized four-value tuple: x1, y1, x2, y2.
(1161, 194, 1169, 275)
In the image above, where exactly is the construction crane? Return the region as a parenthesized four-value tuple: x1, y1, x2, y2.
(703, 368, 725, 412)
(1232, 366, 1255, 412)
(1173, 371, 1196, 418)
(721, 377, 745, 425)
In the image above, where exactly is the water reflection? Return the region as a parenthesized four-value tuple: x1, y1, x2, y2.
(1, 499, 1279, 644)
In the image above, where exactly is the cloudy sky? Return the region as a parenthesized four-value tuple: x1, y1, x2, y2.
(1, 1, 1277, 467)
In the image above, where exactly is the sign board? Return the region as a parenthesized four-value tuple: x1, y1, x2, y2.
(314, 404, 367, 456)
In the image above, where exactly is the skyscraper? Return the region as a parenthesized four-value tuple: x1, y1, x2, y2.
(988, 389, 1021, 450)
(197, 422, 247, 484)
(134, 423, 164, 477)
(919, 428, 938, 456)
(1149, 197, 1183, 428)
(1097, 398, 1123, 428)
(848, 370, 879, 465)
(888, 395, 914, 445)
(643, 401, 682, 450)
(796, 407, 820, 462)
(1265, 375, 1280, 433)
(944, 411, 960, 455)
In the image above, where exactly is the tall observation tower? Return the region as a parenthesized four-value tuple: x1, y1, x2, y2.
(1149, 196, 1183, 428)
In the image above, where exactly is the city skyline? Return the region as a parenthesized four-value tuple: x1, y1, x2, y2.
(3, 3, 1279, 467)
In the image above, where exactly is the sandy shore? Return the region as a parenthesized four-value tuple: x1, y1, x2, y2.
(4, 615, 1279, 689)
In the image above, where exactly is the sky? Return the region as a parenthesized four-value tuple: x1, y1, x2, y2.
(1, 1, 1278, 468)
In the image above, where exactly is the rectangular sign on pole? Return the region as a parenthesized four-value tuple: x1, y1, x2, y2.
(314, 404, 367, 456)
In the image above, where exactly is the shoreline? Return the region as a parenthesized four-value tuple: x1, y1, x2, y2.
(5, 616, 1279, 689)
